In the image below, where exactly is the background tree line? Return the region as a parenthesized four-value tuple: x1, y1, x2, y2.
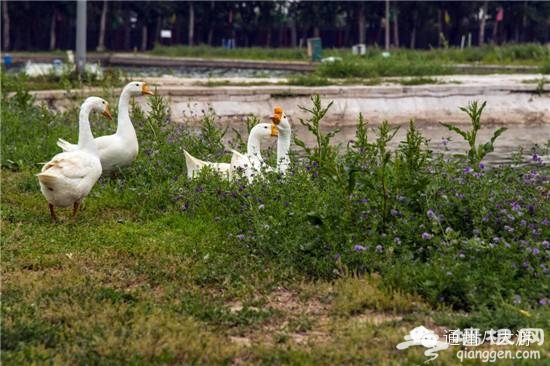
(2, 1, 550, 52)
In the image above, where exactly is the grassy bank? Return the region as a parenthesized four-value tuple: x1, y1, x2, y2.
(151, 43, 550, 78)
(2, 85, 549, 364)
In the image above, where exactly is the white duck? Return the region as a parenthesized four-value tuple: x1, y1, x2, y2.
(231, 106, 291, 181)
(272, 107, 292, 175)
(57, 81, 153, 174)
(183, 152, 232, 179)
(37, 97, 112, 222)
(184, 122, 278, 179)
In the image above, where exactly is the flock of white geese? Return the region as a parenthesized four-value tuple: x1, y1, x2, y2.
(37, 81, 292, 222)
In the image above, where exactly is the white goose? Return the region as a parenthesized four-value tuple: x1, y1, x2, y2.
(57, 81, 154, 174)
(37, 97, 112, 222)
(231, 106, 291, 181)
(272, 107, 292, 175)
(184, 122, 278, 179)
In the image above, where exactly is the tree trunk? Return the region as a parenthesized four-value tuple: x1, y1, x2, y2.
(410, 26, 416, 49)
(289, 17, 297, 47)
(479, 1, 488, 46)
(207, 2, 214, 45)
(384, 0, 390, 50)
(358, 2, 365, 44)
(49, 9, 57, 50)
(2, 1, 10, 50)
(492, 17, 498, 44)
(155, 16, 162, 44)
(123, 10, 131, 50)
(141, 24, 148, 51)
(313, 26, 320, 38)
(188, 1, 194, 46)
(393, 7, 399, 47)
(437, 9, 442, 47)
(97, 0, 108, 51)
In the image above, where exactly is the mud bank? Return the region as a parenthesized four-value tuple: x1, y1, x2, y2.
(29, 74, 550, 126)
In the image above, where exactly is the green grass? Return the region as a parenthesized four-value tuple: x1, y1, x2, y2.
(151, 44, 310, 61)
(2, 85, 550, 365)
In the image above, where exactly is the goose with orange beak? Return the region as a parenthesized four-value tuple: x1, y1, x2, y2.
(38, 97, 110, 222)
(57, 81, 154, 174)
(230, 106, 291, 182)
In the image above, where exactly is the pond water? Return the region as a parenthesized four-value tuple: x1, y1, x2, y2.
(5, 62, 297, 79)
(218, 118, 550, 166)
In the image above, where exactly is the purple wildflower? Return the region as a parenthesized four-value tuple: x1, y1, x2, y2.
(390, 209, 400, 217)
(375, 245, 383, 253)
(394, 237, 402, 245)
(422, 232, 433, 240)
(236, 234, 246, 240)
(511, 202, 521, 212)
(542, 240, 550, 249)
(539, 299, 549, 305)
(532, 153, 543, 163)
(463, 167, 473, 174)
(532, 247, 540, 255)
(427, 209, 436, 219)
(504, 225, 514, 233)
(478, 163, 485, 170)
(354, 244, 366, 252)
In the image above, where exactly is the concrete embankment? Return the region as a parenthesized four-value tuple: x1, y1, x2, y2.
(29, 74, 550, 126)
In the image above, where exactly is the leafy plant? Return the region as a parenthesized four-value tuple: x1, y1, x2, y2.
(440, 100, 507, 166)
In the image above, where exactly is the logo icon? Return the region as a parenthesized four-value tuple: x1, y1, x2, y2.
(396, 326, 449, 364)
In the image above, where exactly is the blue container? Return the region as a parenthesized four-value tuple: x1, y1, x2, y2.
(3, 55, 13, 67)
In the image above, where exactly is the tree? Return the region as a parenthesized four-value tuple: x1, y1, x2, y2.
(2, 1, 10, 51)
(188, 1, 194, 46)
(478, 0, 488, 46)
(96, 0, 108, 51)
(385, 0, 390, 50)
(357, 2, 365, 44)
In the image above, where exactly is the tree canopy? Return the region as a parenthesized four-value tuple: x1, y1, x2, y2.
(1, 1, 549, 52)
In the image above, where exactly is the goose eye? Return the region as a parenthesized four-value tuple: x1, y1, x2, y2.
(135, 83, 139, 87)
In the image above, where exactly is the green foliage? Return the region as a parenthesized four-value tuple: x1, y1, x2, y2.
(2, 87, 549, 364)
(440, 101, 507, 166)
(151, 44, 308, 61)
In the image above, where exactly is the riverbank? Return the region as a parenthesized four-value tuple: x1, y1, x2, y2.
(2, 51, 544, 74)
(23, 74, 550, 125)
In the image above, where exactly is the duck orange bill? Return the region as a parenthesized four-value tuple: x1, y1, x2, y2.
(142, 83, 154, 95)
(271, 114, 281, 124)
(271, 124, 279, 137)
(102, 106, 113, 120)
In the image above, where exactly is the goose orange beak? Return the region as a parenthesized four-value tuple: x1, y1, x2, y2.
(142, 83, 154, 95)
(102, 106, 113, 120)
(271, 123, 279, 137)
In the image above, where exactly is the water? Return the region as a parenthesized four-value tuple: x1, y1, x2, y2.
(112, 66, 297, 79)
(220, 118, 550, 166)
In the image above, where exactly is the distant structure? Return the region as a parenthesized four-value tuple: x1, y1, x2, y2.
(76, 0, 86, 75)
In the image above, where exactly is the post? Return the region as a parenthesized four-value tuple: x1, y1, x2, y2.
(384, 0, 390, 50)
(76, 0, 87, 75)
